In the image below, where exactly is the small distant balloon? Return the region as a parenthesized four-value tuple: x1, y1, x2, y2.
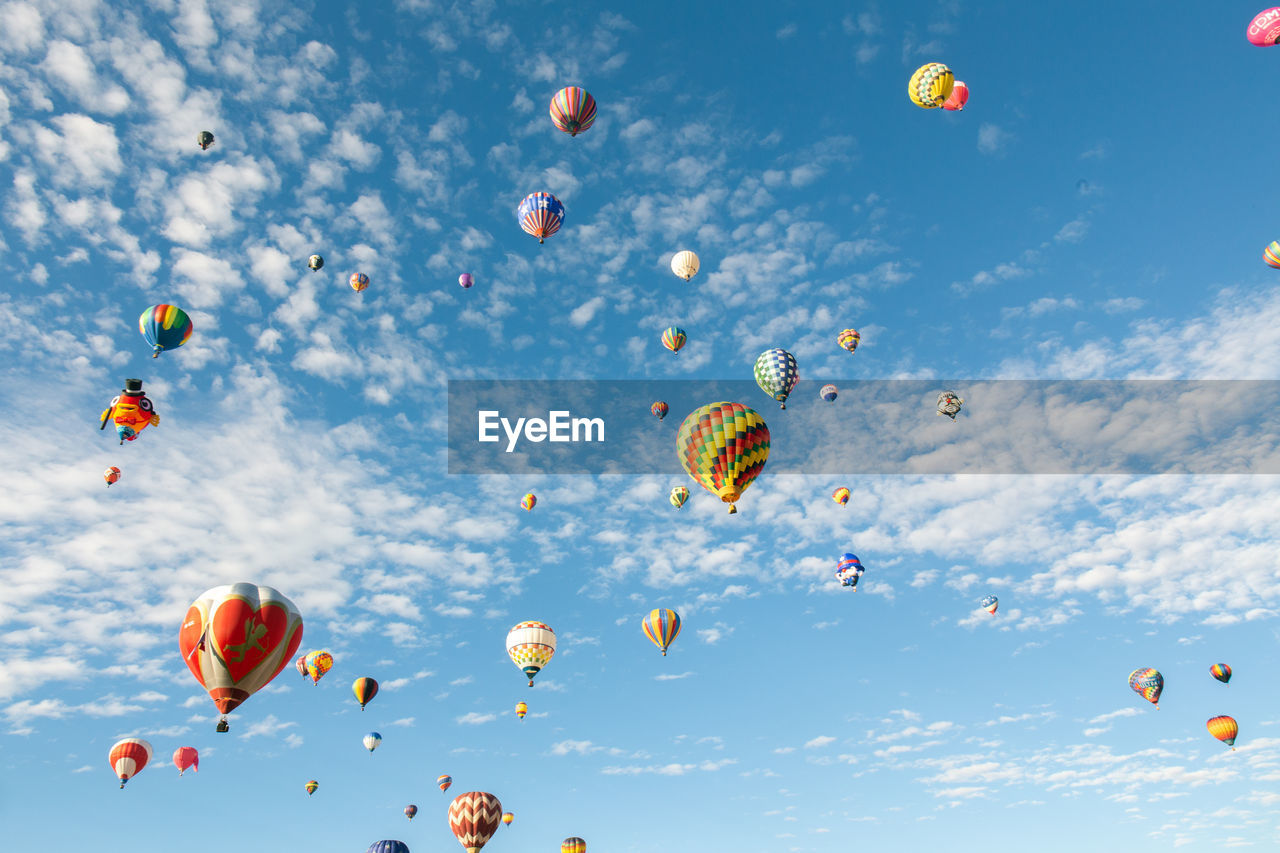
(832, 487, 850, 506)
(1210, 663, 1232, 684)
(670, 250, 700, 281)
(937, 391, 964, 419)
(980, 594, 998, 615)
(308, 254, 324, 272)
(405, 805, 418, 820)
(1207, 715, 1239, 749)
(305, 780, 319, 796)
(517, 192, 565, 243)
(459, 273, 473, 289)
(350, 272, 370, 292)
(651, 401, 669, 421)
(295, 655, 308, 678)
(139, 304, 194, 358)
(754, 348, 799, 409)
(109, 738, 153, 789)
(353, 676, 379, 709)
(1265, 242, 1280, 269)
(305, 650, 333, 685)
(502, 812, 515, 826)
(820, 384, 838, 402)
(562, 837, 587, 853)
(1128, 668, 1164, 708)
(1247, 8, 1280, 45)
(521, 493, 536, 511)
(515, 700, 527, 720)
(437, 774, 453, 792)
(366, 842, 410, 853)
(172, 746, 198, 775)
(363, 732, 382, 753)
(642, 608, 681, 656)
(669, 486, 690, 509)
(104, 466, 121, 487)
(837, 329, 860, 353)
(197, 131, 214, 150)
(662, 326, 687, 354)
(908, 62, 955, 109)
(550, 86, 597, 136)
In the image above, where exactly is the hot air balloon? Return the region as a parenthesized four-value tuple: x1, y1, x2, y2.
(754, 348, 798, 409)
(506, 620, 556, 686)
(676, 401, 770, 514)
(308, 254, 324, 272)
(517, 192, 564, 243)
(836, 553, 864, 589)
(295, 655, 308, 678)
(305, 650, 333, 685)
(662, 326, 686, 354)
(109, 738, 152, 789)
(1266, 242, 1280, 269)
(100, 378, 159, 445)
(521, 493, 536, 511)
(942, 81, 969, 111)
(438, 774, 453, 792)
(1128, 668, 1164, 708)
(838, 329, 860, 353)
(515, 700, 527, 720)
(671, 250, 700, 281)
(405, 805, 418, 820)
(139, 304, 194, 358)
(350, 272, 369, 292)
(642, 608, 681, 656)
(980, 594, 998, 615)
(820, 384, 838, 402)
(908, 62, 955, 109)
(197, 130, 214, 150)
(448, 791, 503, 853)
(550, 86, 597, 136)
(1248, 7, 1280, 45)
(363, 732, 382, 753)
(669, 486, 689, 509)
(353, 676, 378, 709)
(502, 812, 514, 826)
(305, 780, 318, 796)
(459, 273, 473, 289)
(562, 838, 587, 853)
(651, 401, 669, 421)
(832, 487, 850, 506)
(179, 583, 304, 731)
(104, 466, 121, 487)
(937, 391, 964, 419)
(367, 842, 410, 853)
(1210, 663, 1232, 684)
(172, 746, 198, 775)
(1207, 715, 1239, 749)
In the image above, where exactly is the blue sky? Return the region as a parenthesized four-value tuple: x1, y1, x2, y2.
(3, 1, 1280, 851)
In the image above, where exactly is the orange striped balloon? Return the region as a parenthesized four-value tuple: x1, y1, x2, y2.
(562, 838, 586, 853)
(641, 608, 681, 656)
(1207, 715, 1238, 749)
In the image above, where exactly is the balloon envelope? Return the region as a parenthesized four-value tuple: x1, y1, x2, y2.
(670, 250, 700, 281)
(651, 401, 669, 420)
(980, 594, 998, 615)
(1210, 663, 1232, 684)
(1128, 668, 1164, 706)
(562, 838, 587, 853)
(661, 326, 686, 353)
(367, 842, 410, 853)
(517, 192, 565, 243)
(942, 81, 969, 111)
(754, 349, 799, 408)
(642, 608, 681, 656)
(515, 701, 527, 719)
(109, 738, 153, 788)
(304, 650, 333, 684)
(363, 732, 382, 752)
(1248, 8, 1280, 45)
(305, 780, 318, 795)
(438, 774, 453, 792)
(405, 805, 418, 820)
(350, 272, 369, 292)
(308, 254, 324, 271)
(104, 466, 121, 486)
(676, 402, 770, 512)
(353, 676, 379, 708)
(550, 86, 597, 136)
(832, 487, 850, 505)
(172, 746, 198, 775)
(909, 62, 955, 108)
(838, 329, 860, 353)
(669, 486, 689, 509)
(1266, 242, 1280, 268)
(1207, 715, 1239, 747)
(459, 273, 473, 288)
(448, 791, 503, 853)
(506, 620, 556, 686)
(521, 493, 536, 511)
(139, 304, 194, 358)
(820, 384, 838, 402)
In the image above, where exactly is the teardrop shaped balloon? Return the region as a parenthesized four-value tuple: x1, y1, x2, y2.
(837, 329, 860, 353)
(549, 86, 597, 136)
(448, 791, 504, 853)
(942, 81, 969, 111)
(172, 746, 198, 775)
(438, 774, 453, 792)
(832, 487, 850, 505)
(521, 493, 536, 511)
(350, 272, 370, 292)
(1210, 663, 1232, 684)
(305, 779, 318, 796)
(642, 608, 681, 656)
(980, 594, 998, 615)
(178, 583, 304, 729)
(562, 838, 587, 853)
(651, 401, 669, 421)
(820, 384, 838, 402)
(676, 402, 770, 513)
(139, 304, 194, 358)
(405, 805, 418, 820)
(304, 650, 333, 685)
(753, 349, 798, 408)
(109, 738, 152, 789)
(197, 130, 214, 150)
(363, 732, 382, 753)
(662, 326, 686, 354)
(670, 250, 700, 281)
(1207, 715, 1239, 749)
(353, 676, 379, 709)
(104, 466, 121, 487)
(502, 812, 514, 826)
(908, 62, 955, 109)
(517, 192, 564, 243)
(295, 655, 308, 678)
(506, 620, 556, 686)
(669, 486, 689, 509)
(515, 700, 527, 720)
(1128, 668, 1163, 707)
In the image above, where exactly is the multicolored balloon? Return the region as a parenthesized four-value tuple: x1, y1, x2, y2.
(521, 493, 536, 511)
(459, 273, 473, 289)
(832, 487, 850, 506)
(838, 329, 860, 353)
(172, 746, 198, 775)
(562, 838, 587, 853)
(676, 402, 770, 514)
(363, 732, 382, 753)
(502, 812, 514, 826)
(367, 842, 409, 853)
(304, 650, 333, 685)
(980, 594, 998, 615)
(651, 401, 669, 421)
(305, 779, 318, 796)
(1128, 668, 1164, 708)
(179, 583, 304, 730)
(104, 466, 121, 487)
(754, 348, 798, 409)
(550, 86, 597, 136)
(1210, 663, 1232, 684)
(100, 378, 159, 444)
(662, 326, 687, 354)
(515, 701, 527, 720)
(109, 738, 152, 789)
(350, 272, 369, 292)
(642, 608, 681, 656)
(820, 384, 838, 402)
(198, 130, 214, 150)
(1265, 241, 1280, 269)
(1248, 8, 1280, 45)
(937, 391, 964, 419)
(405, 805, 418, 820)
(942, 81, 969, 111)
(139, 304, 193, 358)
(517, 192, 565, 243)
(669, 486, 690, 509)
(1207, 715, 1239, 749)
(670, 250, 700, 281)
(308, 254, 324, 272)
(908, 62, 955, 109)
(448, 791, 504, 853)
(438, 774, 453, 792)
(506, 620, 556, 686)
(353, 676, 379, 709)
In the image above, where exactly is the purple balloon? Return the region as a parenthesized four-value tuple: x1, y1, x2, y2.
(458, 273, 473, 289)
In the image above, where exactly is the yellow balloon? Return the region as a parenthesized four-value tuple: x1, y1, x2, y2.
(908, 62, 955, 109)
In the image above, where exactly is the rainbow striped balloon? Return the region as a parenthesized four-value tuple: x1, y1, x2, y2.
(662, 326, 687, 354)
(1266, 241, 1280, 268)
(517, 192, 564, 243)
(1210, 663, 1232, 684)
(641, 608, 681, 656)
(138, 304, 193, 358)
(549, 86, 597, 137)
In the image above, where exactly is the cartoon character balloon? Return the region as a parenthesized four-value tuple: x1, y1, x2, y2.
(980, 594, 998, 615)
(172, 746, 198, 775)
(139, 304, 193, 358)
(651, 401, 669, 421)
(506, 620, 556, 686)
(908, 62, 955, 109)
(669, 486, 689, 509)
(104, 466, 121, 487)
(550, 86, 597, 136)
(197, 131, 214, 150)
(179, 583, 304, 730)
(754, 348, 798, 409)
(662, 326, 686, 354)
(1210, 663, 1232, 684)
(1248, 8, 1280, 45)
(937, 391, 964, 420)
(1128, 668, 1164, 708)
(517, 192, 565, 243)
(677, 402, 770, 514)
(109, 738, 152, 789)
(353, 676, 379, 709)
(100, 379, 159, 445)
(1207, 715, 1239, 749)
(448, 791, 504, 853)
(671, 250, 700, 281)
(832, 487, 850, 506)
(838, 329, 860, 353)
(642, 608, 681, 656)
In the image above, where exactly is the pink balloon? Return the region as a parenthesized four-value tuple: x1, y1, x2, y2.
(459, 273, 473, 288)
(1247, 8, 1280, 45)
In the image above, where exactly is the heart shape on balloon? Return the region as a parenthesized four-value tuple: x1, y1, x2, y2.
(210, 597, 294, 683)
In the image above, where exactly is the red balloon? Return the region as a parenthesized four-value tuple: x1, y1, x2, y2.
(173, 746, 199, 775)
(109, 738, 153, 789)
(448, 792, 503, 853)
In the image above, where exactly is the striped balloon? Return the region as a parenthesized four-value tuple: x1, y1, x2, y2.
(661, 326, 686, 354)
(438, 774, 452, 792)
(651, 401, 669, 420)
(1210, 663, 1232, 684)
(562, 838, 587, 853)
(669, 486, 689, 509)
(104, 466, 121, 487)
(506, 620, 556, 686)
(517, 192, 564, 243)
(1266, 242, 1280, 268)
(521, 493, 536, 511)
(109, 738, 153, 789)
(1128, 667, 1163, 707)
(1207, 715, 1239, 749)
(515, 701, 527, 720)
(305, 779, 318, 796)
(353, 676, 379, 709)
(838, 328, 860, 353)
(366, 843, 409, 853)
(138, 304, 193, 358)
(502, 812, 514, 826)
(448, 791, 503, 853)
(676, 402, 770, 514)
(642, 608, 681, 656)
(549, 86, 597, 136)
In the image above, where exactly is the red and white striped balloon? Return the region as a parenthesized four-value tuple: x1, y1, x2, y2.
(109, 738, 153, 789)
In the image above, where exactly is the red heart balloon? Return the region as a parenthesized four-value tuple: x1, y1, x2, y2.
(210, 597, 292, 683)
(178, 605, 207, 686)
